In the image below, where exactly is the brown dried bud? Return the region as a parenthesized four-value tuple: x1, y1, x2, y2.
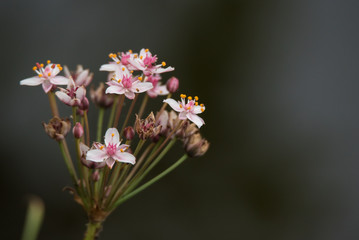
(42, 117, 71, 141)
(166, 77, 179, 93)
(90, 82, 114, 108)
(184, 133, 210, 157)
(72, 122, 84, 138)
(177, 121, 199, 139)
(123, 126, 135, 140)
(135, 112, 162, 140)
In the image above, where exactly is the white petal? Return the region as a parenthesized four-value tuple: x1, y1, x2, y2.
(86, 149, 107, 162)
(106, 85, 126, 95)
(80, 142, 89, 155)
(114, 152, 136, 165)
(193, 105, 205, 114)
(105, 158, 116, 169)
(153, 66, 175, 74)
(131, 81, 153, 93)
(63, 65, 71, 78)
(20, 77, 43, 86)
(186, 113, 205, 128)
(76, 86, 86, 100)
(50, 76, 69, 85)
(55, 91, 72, 105)
(156, 85, 169, 95)
(104, 128, 120, 146)
(179, 111, 187, 120)
(75, 69, 89, 86)
(100, 64, 117, 72)
(163, 98, 183, 112)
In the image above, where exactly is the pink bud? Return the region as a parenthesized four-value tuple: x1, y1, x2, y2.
(79, 97, 89, 110)
(166, 77, 179, 93)
(72, 122, 84, 138)
(123, 126, 135, 140)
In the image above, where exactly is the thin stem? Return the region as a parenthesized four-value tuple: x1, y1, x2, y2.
(47, 91, 60, 117)
(120, 94, 138, 134)
(83, 111, 90, 146)
(113, 95, 125, 128)
(114, 154, 188, 208)
(72, 107, 77, 124)
(107, 95, 118, 129)
(137, 94, 149, 119)
(156, 93, 172, 120)
(83, 221, 102, 240)
(96, 108, 105, 142)
(58, 140, 78, 184)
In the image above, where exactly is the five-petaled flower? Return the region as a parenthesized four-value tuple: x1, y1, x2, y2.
(105, 66, 153, 99)
(86, 128, 136, 169)
(163, 94, 205, 128)
(20, 61, 69, 93)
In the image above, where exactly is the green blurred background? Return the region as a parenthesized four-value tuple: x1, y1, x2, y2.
(1, 0, 359, 239)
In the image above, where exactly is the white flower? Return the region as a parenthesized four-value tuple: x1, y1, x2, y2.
(20, 61, 69, 93)
(86, 128, 136, 169)
(163, 94, 205, 128)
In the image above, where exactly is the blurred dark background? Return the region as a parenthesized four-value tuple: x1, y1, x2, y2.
(1, 0, 359, 239)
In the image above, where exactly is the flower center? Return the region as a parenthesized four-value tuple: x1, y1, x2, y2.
(122, 75, 132, 88)
(106, 143, 117, 156)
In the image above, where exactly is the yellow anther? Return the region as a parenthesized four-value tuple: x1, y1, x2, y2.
(195, 102, 198, 106)
(188, 96, 192, 100)
(136, 88, 139, 92)
(180, 94, 186, 99)
(112, 133, 114, 137)
(120, 149, 124, 152)
(122, 67, 125, 71)
(108, 53, 113, 58)
(100, 146, 104, 150)
(118, 79, 121, 83)
(59, 66, 63, 71)
(38, 74, 43, 77)
(179, 104, 183, 108)
(194, 96, 199, 101)
(40, 63, 44, 68)
(201, 108, 204, 112)
(47, 60, 51, 64)
(57, 64, 61, 68)
(140, 55, 143, 60)
(116, 61, 120, 64)
(162, 61, 166, 66)
(32, 66, 37, 71)
(160, 90, 163, 93)
(200, 104, 204, 107)
(145, 48, 149, 52)
(134, 54, 138, 58)
(47, 72, 51, 76)
(113, 53, 117, 58)
(129, 49, 133, 53)
(130, 70, 134, 73)
(138, 76, 143, 81)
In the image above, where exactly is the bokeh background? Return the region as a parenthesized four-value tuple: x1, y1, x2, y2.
(1, 0, 359, 239)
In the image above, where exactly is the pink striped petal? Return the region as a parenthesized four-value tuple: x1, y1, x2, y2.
(106, 85, 126, 95)
(50, 76, 69, 85)
(55, 91, 72, 105)
(42, 81, 53, 93)
(20, 77, 43, 86)
(114, 152, 136, 165)
(186, 112, 205, 128)
(75, 69, 89, 86)
(124, 91, 135, 99)
(163, 98, 183, 112)
(105, 128, 120, 146)
(86, 149, 107, 162)
(131, 81, 153, 93)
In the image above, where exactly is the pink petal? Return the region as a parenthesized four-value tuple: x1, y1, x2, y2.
(50, 76, 69, 85)
(113, 152, 136, 165)
(63, 65, 71, 78)
(86, 149, 107, 162)
(131, 81, 153, 93)
(75, 69, 89, 86)
(76, 86, 86, 100)
(55, 91, 72, 105)
(147, 89, 157, 98)
(124, 91, 135, 99)
(106, 85, 126, 95)
(105, 158, 116, 169)
(163, 98, 183, 112)
(186, 113, 205, 128)
(104, 128, 120, 146)
(179, 111, 187, 120)
(155, 85, 169, 95)
(42, 81, 53, 93)
(80, 142, 89, 155)
(20, 77, 43, 86)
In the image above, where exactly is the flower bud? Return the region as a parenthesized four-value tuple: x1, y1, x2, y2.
(42, 117, 71, 141)
(184, 133, 210, 157)
(166, 77, 179, 93)
(123, 126, 135, 140)
(79, 97, 89, 111)
(90, 82, 114, 108)
(72, 122, 84, 138)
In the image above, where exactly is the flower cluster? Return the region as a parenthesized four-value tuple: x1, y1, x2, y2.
(20, 48, 209, 239)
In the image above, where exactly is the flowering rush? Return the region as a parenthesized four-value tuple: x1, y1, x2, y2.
(19, 48, 209, 240)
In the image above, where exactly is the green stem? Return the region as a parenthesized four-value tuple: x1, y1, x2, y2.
(47, 92, 59, 117)
(107, 95, 118, 129)
(72, 106, 77, 124)
(114, 154, 188, 208)
(58, 140, 78, 184)
(21, 196, 44, 240)
(120, 94, 138, 134)
(113, 95, 125, 128)
(84, 111, 90, 146)
(96, 108, 105, 142)
(83, 221, 102, 240)
(137, 94, 148, 119)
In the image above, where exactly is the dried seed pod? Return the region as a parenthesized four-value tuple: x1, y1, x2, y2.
(42, 117, 71, 141)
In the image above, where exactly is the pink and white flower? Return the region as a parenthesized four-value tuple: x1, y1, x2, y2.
(86, 128, 136, 168)
(63, 65, 93, 87)
(20, 61, 69, 93)
(100, 51, 137, 73)
(105, 66, 153, 99)
(128, 48, 174, 76)
(146, 74, 169, 98)
(163, 94, 206, 128)
(55, 78, 86, 107)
